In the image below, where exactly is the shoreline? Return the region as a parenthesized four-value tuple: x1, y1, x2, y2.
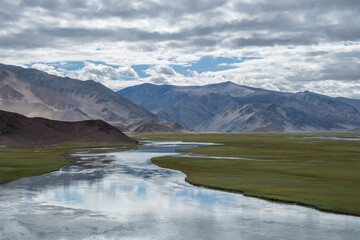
(0, 144, 137, 185)
(183, 176, 360, 218)
(150, 155, 360, 217)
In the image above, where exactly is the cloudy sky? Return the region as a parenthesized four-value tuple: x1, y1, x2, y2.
(1, 0, 360, 98)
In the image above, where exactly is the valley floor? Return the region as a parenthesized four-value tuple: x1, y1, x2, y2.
(0, 144, 137, 184)
(134, 133, 360, 216)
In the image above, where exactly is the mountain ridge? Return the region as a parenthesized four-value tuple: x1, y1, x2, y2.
(118, 82, 360, 132)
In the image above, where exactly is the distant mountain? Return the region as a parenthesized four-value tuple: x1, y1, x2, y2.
(127, 119, 190, 133)
(0, 110, 137, 147)
(118, 82, 360, 132)
(0, 63, 157, 129)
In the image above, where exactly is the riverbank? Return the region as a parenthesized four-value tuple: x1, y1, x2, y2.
(0, 144, 137, 184)
(138, 133, 360, 216)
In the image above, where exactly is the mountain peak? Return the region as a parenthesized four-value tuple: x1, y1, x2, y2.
(211, 81, 237, 87)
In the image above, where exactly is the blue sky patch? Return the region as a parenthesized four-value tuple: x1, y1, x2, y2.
(29, 56, 261, 79)
(171, 56, 261, 75)
(344, 42, 359, 46)
(132, 64, 152, 78)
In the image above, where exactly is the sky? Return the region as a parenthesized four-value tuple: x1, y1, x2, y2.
(1, 0, 360, 98)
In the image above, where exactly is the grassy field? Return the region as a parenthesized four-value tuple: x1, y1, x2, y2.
(0, 148, 70, 184)
(135, 133, 360, 216)
(0, 144, 136, 184)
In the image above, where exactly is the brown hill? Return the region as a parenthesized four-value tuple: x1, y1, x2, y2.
(0, 110, 137, 147)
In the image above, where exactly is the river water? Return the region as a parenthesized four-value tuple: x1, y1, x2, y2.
(0, 141, 359, 240)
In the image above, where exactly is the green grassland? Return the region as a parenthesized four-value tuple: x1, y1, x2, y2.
(0, 148, 70, 184)
(135, 133, 360, 216)
(0, 144, 136, 184)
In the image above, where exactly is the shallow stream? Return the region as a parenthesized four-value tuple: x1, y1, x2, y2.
(0, 141, 359, 239)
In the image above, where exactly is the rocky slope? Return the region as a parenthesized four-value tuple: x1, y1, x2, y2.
(0, 110, 137, 147)
(0, 63, 157, 128)
(127, 119, 190, 133)
(118, 82, 360, 132)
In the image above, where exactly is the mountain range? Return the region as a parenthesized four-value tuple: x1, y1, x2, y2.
(118, 82, 360, 132)
(2, 62, 360, 133)
(0, 63, 186, 132)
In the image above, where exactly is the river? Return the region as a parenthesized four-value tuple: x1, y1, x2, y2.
(0, 141, 359, 239)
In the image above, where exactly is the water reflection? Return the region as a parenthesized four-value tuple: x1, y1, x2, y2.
(0, 142, 359, 240)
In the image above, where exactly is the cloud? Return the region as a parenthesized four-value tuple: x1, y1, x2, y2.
(144, 64, 178, 84)
(146, 65, 177, 76)
(66, 62, 138, 80)
(30, 62, 139, 90)
(2, 0, 359, 51)
(30, 63, 64, 77)
(118, 66, 139, 78)
(0, 0, 359, 98)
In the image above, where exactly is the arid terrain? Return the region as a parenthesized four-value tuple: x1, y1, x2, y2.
(0, 110, 137, 147)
